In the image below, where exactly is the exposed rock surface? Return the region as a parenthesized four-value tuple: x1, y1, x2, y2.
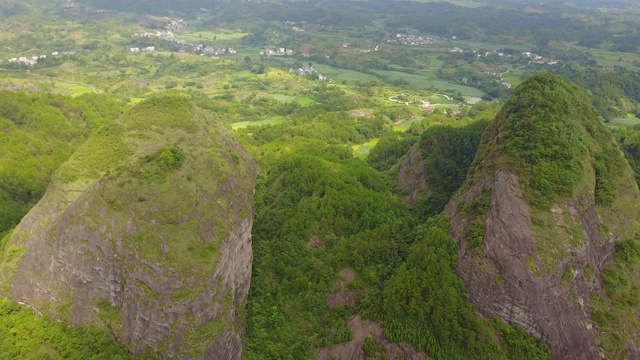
(395, 145, 429, 203)
(0, 97, 259, 359)
(326, 269, 357, 308)
(445, 74, 640, 359)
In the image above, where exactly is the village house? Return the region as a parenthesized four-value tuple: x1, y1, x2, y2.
(261, 48, 293, 56)
(165, 19, 187, 31)
(289, 66, 329, 82)
(396, 33, 436, 46)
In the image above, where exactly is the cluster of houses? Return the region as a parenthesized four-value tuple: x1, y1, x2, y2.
(492, 51, 558, 65)
(135, 30, 174, 41)
(134, 18, 185, 38)
(165, 19, 187, 31)
(288, 66, 329, 82)
(176, 43, 237, 55)
(130, 46, 155, 53)
(202, 46, 236, 55)
(132, 30, 238, 57)
(261, 48, 294, 56)
(396, 34, 436, 46)
(7, 55, 44, 66)
(5, 51, 73, 66)
(449, 47, 559, 66)
(388, 94, 462, 116)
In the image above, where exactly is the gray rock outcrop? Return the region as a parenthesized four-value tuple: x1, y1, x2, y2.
(0, 97, 259, 359)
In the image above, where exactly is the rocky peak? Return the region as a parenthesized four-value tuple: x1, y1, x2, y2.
(0, 97, 259, 359)
(446, 74, 640, 359)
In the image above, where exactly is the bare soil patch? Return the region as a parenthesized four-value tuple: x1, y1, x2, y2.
(327, 269, 357, 308)
(317, 315, 428, 360)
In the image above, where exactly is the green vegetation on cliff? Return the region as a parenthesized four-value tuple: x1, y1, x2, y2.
(479, 73, 626, 209)
(499, 74, 591, 207)
(446, 72, 640, 359)
(0, 91, 125, 237)
(416, 120, 490, 218)
(0, 95, 258, 359)
(378, 216, 547, 360)
(0, 298, 139, 359)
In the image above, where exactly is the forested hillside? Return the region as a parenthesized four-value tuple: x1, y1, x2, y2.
(235, 92, 548, 359)
(0, 92, 124, 238)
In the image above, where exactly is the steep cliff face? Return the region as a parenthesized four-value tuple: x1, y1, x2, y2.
(445, 74, 640, 359)
(396, 145, 429, 203)
(394, 121, 488, 218)
(0, 97, 259, 359)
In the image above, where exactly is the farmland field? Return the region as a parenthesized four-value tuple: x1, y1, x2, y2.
(375, 69, 485, 97)
(175, 31, 248, 43)
(393, 117, 425, 132)
(310, 63, 382, 84)
(352, 138, 379, 158)
(231, 116, 286, 129)
(270, 94, 315, 106)
(562, 43, 640, 71)
(53, 82, 95, 97)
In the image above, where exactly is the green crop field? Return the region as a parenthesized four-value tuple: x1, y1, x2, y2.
(231, 116, 286, 129)
(310, 63, 382, 84)
(175, 31, 248, 43)
(270, 94, 296, 102)
(565, 43, 640, 70)
(54, 82, 95, 97)
(393, 117, 425, 132)
(426, 94, 457, 104)
(376, 69, 485, 97)
(352, 138, 379, 158)
(270, 94, 315, 105)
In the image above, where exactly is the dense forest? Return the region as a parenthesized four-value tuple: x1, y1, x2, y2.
(237, 100, 547, 359)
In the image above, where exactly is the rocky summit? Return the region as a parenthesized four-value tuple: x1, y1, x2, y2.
(446, 73, 640, 359)
(0, 97, 259, 359)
